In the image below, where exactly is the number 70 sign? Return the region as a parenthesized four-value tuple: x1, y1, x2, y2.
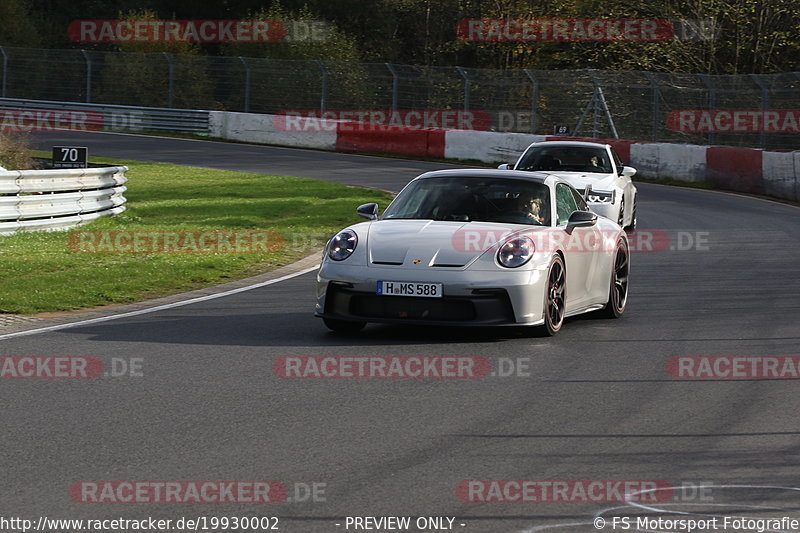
(52, 146, 88, 168)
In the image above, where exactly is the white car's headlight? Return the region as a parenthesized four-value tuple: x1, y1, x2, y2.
(497, 236, 535, 268)
(328, 229, 358, 261)
(587, 194, 612, 203)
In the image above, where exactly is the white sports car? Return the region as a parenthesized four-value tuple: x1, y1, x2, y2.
(501, 141, 638, 230)
(315, 169, 630, 336)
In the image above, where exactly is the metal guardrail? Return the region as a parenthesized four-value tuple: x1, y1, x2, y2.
(0, 97, 209, 134)
(0, 166, 128, 235)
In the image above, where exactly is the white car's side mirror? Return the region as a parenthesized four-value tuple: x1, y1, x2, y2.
(620, 166, 636, 177)
(497, 163, 511, 170)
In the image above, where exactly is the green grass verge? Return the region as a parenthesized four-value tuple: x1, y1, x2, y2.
(0, 157, 393, 315)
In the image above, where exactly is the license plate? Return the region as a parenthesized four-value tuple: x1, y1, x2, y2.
(377, 281, 442, 298)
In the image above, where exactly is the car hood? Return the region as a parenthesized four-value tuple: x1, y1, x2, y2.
(543, 171, 616, 191)
(366, 219, 534, 268)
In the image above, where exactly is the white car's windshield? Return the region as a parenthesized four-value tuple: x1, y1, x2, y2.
(517, 146, 613, 174)
(381, 177, 551, 226)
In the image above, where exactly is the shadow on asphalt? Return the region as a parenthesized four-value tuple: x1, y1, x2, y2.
(60, 311, 573, 346)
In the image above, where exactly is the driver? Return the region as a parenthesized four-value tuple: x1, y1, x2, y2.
(515, 195, 545, 224)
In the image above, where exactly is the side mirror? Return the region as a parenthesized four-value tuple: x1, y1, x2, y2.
(497, 163, 511, 170)
(620, 166, 636, 177)
(566, 210, 597, 231)
(356, 202, 379, 220)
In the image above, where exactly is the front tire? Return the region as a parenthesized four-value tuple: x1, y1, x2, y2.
(539, 255, 566, 336)
(598, 240, 629, 318)
(323, 318, 366, 333)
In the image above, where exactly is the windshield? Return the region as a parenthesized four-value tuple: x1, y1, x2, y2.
(517, 145, 613, 174)
(381, 176, 551, 226)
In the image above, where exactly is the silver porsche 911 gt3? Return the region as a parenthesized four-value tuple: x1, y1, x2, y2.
(315, 169, 629, 335)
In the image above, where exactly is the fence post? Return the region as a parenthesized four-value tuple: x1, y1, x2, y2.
(749, 74, 769, 149)
(576, 71, 618, 139)
(573, 92, 592, 137)
(315, 60, 328, 113)
(0, 46, 7, 98)
(385, 63, 399, 112)
(644, 72, 660, 141)
(456, 66, 470, 112)
(584, 70, 600, 137)
(239, 57, 251, 113)
(698, 74, 716, 145)
(163, 52, 174, 108)
(524, 69, 539, 134)
(81, 50, 92, 103)
(595, 87, 619, 139)
(592, 72, 619, 138)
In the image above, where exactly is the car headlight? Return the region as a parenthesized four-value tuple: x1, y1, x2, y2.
(497, 236, 535, 268)
(328, 229, 358, 261)
(587, 194, 612, 203)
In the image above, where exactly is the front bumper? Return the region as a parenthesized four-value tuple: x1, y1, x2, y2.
(315, 261, 549, 326)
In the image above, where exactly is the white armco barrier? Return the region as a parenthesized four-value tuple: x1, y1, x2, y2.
(209, 111, 337, 151)
(762, 151, 799, 201)
(444, 130, 546, 162)
(629, 143, 708, 182)
(208, 109, 799, 202)
(0, 166, 128, 235)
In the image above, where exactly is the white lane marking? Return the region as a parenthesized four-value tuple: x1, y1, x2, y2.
(0, 265, 319, 341)
(517, 484, 800, 533)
